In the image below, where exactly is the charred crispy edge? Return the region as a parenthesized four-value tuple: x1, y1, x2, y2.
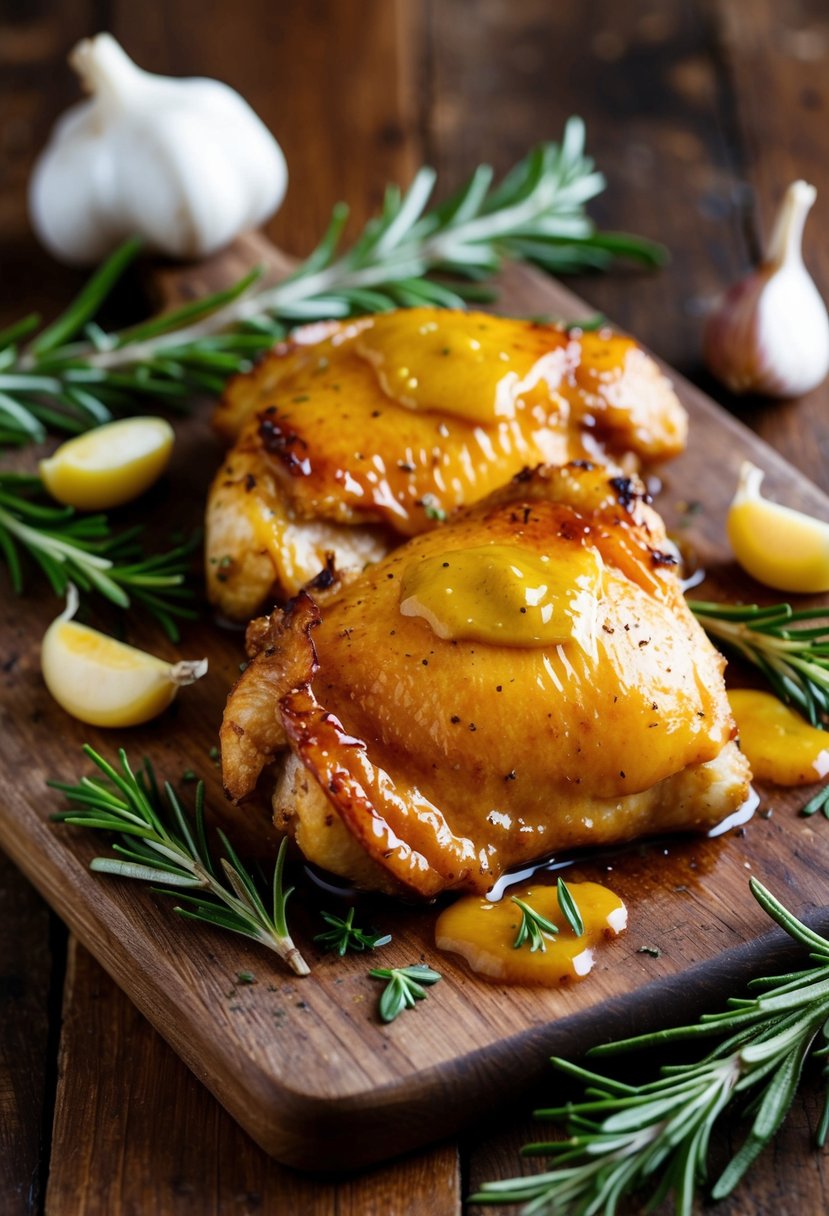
(221, 593, 322, 802)
(279, 689, 449, 898)
(213, 320, 344, 443)
(227, 592, 450, 896)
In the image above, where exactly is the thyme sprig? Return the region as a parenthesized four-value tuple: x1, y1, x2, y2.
(368, 964, 442, 1023)
(512, 897, 560, 953)
(0, 472, 196, 640)
(51, 746, 309, 976)
(1, 119, 663, 446)
(314, 907, 392, 956)
(690, 599, 829, 726)
(473, 879, 829, 1214)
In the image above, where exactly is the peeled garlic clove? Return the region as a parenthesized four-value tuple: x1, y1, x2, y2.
(704, 181, 829, 397)
(41, 588, 207, 727)
(39, 416, 174, 510)
(727, 460, 829, 592)
(29, 34, 287, 265)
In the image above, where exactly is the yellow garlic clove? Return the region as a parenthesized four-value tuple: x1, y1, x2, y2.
(727, 460, 829, 593)
(39, 416, 174, 511)
(41, 588, 206, 727)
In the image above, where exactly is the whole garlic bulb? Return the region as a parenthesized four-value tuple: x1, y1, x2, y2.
(703, 180, 829, 397)
(29, 33, 288, 265)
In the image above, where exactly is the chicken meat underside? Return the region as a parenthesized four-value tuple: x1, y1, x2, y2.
(206, 310, 688, 620)
(220, 463, 750, 897)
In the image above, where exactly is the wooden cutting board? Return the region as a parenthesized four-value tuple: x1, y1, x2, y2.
(2, 234, 828, 1172)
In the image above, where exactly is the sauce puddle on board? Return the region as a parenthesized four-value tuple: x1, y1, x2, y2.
(728, 690, 829, 785)
(435, 880, 627, 986)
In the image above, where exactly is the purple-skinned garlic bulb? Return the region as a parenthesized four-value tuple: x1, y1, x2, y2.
(704, 181, 829, 397)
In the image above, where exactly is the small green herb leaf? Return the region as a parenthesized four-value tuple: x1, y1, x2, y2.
(369, 964, 442, 1023)
(314, 907, 392, 956)
(421, 494, 447, 522)
(511, 897, 559, 952)
(801, 785, 829, 818)
(556, 876, 584, 936)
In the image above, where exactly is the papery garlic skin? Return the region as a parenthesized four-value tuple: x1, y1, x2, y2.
(704, 181, 829, 398)
(727, 460, 829, 593)
(41, 586, 207, 727)
(29, 34, 287, 265)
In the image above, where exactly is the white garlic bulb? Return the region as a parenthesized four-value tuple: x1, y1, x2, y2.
(703, 180, 829, 398)
(29, 34, 288, 265)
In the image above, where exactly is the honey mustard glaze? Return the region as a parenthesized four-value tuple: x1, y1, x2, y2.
(398, 542, 603, 648)
(354, 310, 573, 424)
(435, 880, 627, 985)
(728, 689, 829, 785)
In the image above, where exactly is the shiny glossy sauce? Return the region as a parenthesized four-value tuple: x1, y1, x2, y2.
(354, 310, 573, 425)
(728, 689, 829, 785)
(435, 880, 627, 985)
(398, 542, 603, 648)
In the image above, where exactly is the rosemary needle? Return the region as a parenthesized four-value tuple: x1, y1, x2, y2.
(556, 877, 584, 937)
(0, 119, 663, 448)
(512, 897, 559, 952)
(0, 472, 196, 640)
(51, 746, 309, 975)
(368, 964, 442, 1023)
(474, 878, 829, 1214)
(690, 599, 829, 726)
(314, 907, 392, 956)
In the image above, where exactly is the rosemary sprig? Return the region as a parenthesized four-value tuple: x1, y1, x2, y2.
(1, 119, 663, 446)
(512, 897, 560, 952)
(0, 472, 196, 640)
(690, 599, 829, 726)
(314, 907, 392, 956)
(368, 964, 442, 1023)
(51, 745, 309, 976)
(473, 878, 829, 1214)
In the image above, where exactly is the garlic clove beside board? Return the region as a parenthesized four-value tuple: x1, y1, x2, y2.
(704, 180, 829, 398)
(29, 33, 288, 265)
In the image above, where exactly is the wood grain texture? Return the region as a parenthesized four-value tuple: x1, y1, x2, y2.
(425, 0, 750, 376)
(709, 0, 829, 489)
(4, 0, 829, 1206)
(45, 939, 460, 1216)
(0, 853, 53, 1216)
(465, 1066, 829, 1216)
(105, 0, 425, 258)
(2, 242, 829, 1171)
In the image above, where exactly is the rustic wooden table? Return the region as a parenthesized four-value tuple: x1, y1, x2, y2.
(3, 1, 829, 1212)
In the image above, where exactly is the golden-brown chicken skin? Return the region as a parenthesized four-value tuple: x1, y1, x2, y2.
(220, 463, 750, 897)
(206, 309, 687, 619)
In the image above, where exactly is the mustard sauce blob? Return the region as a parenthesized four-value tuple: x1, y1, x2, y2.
(398, 543, 602, 648)
(354, 310, 570, 425)
(435, 880, 627, 985)
(728, 689, 829, 785)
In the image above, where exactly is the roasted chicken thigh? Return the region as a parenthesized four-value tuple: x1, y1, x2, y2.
(221, 463, 750, 897)
(207, 309, 687, 619)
